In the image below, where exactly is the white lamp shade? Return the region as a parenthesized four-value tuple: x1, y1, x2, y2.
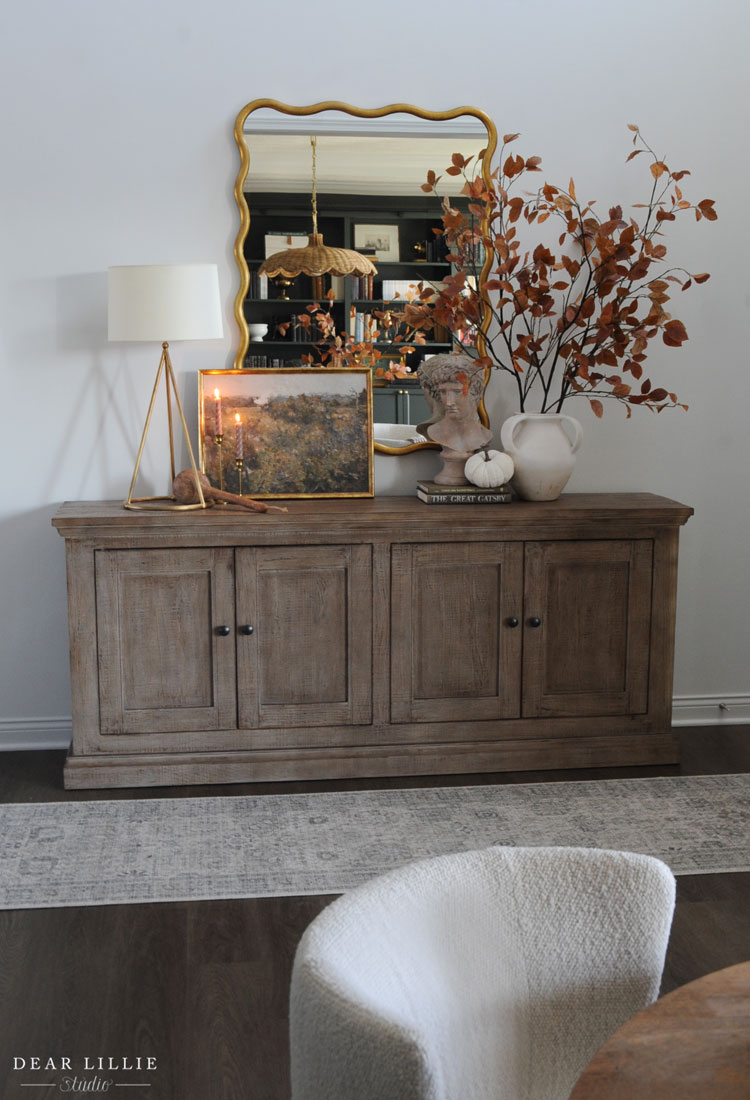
(108, 263, 224, 342)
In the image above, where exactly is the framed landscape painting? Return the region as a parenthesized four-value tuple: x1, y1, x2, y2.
(199, 368, 374, 499)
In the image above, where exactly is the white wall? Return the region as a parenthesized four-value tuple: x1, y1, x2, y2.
(1, 0, 748, 745)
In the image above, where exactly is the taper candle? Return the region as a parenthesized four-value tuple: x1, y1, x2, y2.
(213, 388, 222, 435)
(234, 413, 243, 459)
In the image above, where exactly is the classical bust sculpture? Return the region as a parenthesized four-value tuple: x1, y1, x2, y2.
(417, 353, 492, 484)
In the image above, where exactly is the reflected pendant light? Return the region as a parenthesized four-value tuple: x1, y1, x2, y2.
(258, 137, 378, 280)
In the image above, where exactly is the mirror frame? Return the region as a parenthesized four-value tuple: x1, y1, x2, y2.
(232, 99, 498, 453)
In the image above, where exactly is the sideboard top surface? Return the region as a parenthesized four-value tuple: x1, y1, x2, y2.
(53, 493, 693, 542)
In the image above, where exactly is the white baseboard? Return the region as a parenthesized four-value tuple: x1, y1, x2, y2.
(671, 694, 750, 727)
(0, 717, 71, 750)
(0, 699, 748, 750)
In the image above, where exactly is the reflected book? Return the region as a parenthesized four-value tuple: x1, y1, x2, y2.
(417, 481, 513, 504)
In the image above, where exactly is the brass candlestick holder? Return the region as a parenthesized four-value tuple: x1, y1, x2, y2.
(215, 434, 224, 492)
(235, 457, 244, 497)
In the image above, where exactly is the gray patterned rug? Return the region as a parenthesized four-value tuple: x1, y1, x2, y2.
(1, 774, 748, 910)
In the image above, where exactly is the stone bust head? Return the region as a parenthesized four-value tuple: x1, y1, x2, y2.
(417, 354, 492, 478)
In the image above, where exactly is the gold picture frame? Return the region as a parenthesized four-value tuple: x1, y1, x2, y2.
(199, 368, 374, 499)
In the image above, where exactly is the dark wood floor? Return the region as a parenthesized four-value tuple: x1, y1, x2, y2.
(0, 727, 748, 1100)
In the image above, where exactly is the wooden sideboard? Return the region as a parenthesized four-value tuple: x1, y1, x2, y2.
(52, 494, 692, 789)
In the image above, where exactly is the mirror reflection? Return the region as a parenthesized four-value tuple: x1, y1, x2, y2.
(232, 101, 496, 453)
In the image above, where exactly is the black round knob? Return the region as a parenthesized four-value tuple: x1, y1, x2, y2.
(528, 616, 542, 628)
(215, 625, 231, 636)
(240, 624, 254, 636)
(506, 616, 519, 628)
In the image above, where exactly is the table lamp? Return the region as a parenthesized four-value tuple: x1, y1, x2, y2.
(108, 263, 224, 510)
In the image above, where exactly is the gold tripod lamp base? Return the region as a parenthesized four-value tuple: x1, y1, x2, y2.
(124, 342, 209, 512)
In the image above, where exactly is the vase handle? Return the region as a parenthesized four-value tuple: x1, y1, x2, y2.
(499, 414, 526, 457)
(559, 414, 583, 454)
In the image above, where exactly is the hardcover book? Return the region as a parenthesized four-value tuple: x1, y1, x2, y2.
(417, 481, 513, 504)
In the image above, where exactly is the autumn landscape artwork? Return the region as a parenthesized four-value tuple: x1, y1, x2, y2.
(199, 369, 373, 499)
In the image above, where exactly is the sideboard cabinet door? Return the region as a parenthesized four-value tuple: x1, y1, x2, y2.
(235, 545, 372, 730)
(390, 542, 524, 723)
(522, 539, 653, 718)
(95, 548, 237, 735)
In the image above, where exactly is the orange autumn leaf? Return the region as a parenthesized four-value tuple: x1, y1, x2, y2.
(697, 199, 718, 221)
(663, 320, 688, 347)
(503, 153, 525, 178)
(421, 170, 440, 193)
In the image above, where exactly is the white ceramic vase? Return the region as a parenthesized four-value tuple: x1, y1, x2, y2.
(500, 412, 583, 501)
(248, 323, 268, 343)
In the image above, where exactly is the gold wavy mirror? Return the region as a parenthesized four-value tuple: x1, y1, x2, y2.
(232, 100, 497, 454)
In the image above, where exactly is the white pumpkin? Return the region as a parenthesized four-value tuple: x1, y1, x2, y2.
(464, 448, 515, 488)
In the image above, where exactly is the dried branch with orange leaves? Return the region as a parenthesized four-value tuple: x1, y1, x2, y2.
(278, 297, 417, 383)
(396, 125, 717, 417)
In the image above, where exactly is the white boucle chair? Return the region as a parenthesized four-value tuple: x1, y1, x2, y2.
(289, 845, 676, 1100)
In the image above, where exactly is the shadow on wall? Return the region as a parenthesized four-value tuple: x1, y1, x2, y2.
(43, 272, 163, 502)
(56, 271, 108, 354)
